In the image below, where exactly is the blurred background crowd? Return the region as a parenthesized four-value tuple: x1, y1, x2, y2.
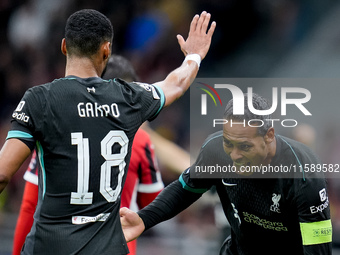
(1, 0, 340, 254)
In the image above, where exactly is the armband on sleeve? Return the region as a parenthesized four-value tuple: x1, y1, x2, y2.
(300, 219, 332, 245)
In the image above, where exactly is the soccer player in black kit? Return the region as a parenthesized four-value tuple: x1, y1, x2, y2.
(121, 93, 332, 255)
(0, 9, 216, 255)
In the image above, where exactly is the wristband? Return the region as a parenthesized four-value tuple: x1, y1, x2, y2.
(184, 54, 201, 68)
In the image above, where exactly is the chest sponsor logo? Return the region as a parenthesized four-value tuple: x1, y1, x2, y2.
(310, 188, 329, 214)
(72, 213, 110, 225)
(243, 212, 288, 231)
(270, 193, 281, 213)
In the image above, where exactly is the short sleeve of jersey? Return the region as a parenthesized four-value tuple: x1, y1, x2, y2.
(117, 79, 165, 122)
(7, 86, 44, 142)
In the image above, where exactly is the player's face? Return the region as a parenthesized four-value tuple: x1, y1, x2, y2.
(223, 123, 272, 174)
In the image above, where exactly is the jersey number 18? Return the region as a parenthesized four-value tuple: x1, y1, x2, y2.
(70, 131, 128, 205)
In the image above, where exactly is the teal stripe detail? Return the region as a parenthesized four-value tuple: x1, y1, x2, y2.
(179, 174, 208, 194)
(202, 133, 223, 148)
(55, 77, 77, 81)
(101, 78, 111, 83)
(36, 141, 46, 199)
(278, 135, 305, 181)
(152, 84, 165, 117)
(6, 131, 33, 140)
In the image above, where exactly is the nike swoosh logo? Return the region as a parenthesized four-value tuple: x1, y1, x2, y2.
(222, 179, 237, 186)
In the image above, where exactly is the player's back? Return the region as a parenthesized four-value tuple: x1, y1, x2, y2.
(18, 76, 163, 255)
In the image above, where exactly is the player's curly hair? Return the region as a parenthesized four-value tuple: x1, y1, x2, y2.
(224, 93, 272, 136)
(65, 9, 113, 57)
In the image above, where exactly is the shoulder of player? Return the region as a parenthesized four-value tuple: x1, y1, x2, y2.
(105, 78, 160, 96)
(27, 81, 52, 92)
(201, 130, 223, 150)
(110, 78, 144, 89)
(194, 130, 229, 166)
(276, 135, 320, 163)
(21, 82, 53, 103)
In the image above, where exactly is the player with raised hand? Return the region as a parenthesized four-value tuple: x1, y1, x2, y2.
(155, 11, 216, 106)
(0, 9, 215, 255)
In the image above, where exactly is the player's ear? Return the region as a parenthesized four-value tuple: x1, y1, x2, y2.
(61, 38, 67, 56)
(264, 127, 275, 143)
(102, 41, 111, 61)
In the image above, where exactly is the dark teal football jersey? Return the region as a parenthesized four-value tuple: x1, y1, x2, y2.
(181, 131, 332, 255)
(7, 76, 164, 255)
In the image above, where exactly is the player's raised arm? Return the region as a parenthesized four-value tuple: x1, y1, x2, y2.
(154, 11, 216, 107)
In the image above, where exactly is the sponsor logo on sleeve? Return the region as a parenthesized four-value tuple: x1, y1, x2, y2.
(319, 188, 327, 202)
(310, 188, 329, 214)
(243, 211, 288, 231)
(12, 101, 30, 122)
(134, 82, 160, 100)
(15, 101, 25, 111)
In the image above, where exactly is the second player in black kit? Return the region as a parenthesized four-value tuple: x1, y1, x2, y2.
(121, 93, 332, 255)
(179, 131, 331, 254)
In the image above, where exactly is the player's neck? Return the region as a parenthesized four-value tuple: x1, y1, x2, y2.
(65, 56, 102, 78)
(265, 136, 277, 165)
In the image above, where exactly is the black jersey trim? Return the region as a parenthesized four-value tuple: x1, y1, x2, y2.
(277, 135, 306, 181)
